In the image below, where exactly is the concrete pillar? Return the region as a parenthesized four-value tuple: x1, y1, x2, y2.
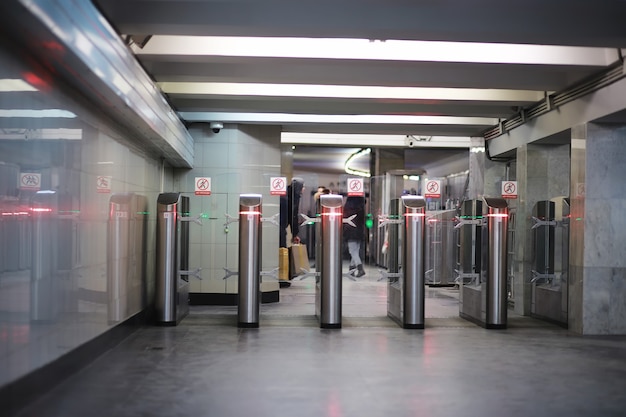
(569, 123, 626, 335)
(373, 148, 404, 177)
(468, 137, 508, 199)
(514, 143, 569, 316)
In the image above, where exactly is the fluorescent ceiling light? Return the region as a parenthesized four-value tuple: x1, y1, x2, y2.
(282, 133, 471, 148)
(0, 79, 38, 92)
(180, 112, 497, 126)
(0, 128, 82, 140)
(134, 36, 617, 67)
(161, 82, 542, 102)
(0, 109, 77, 118)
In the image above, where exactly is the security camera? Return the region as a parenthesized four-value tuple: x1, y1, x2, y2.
(210, 122, 223, 133)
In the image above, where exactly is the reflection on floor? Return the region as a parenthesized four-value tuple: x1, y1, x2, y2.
(12, 262, 626, 417)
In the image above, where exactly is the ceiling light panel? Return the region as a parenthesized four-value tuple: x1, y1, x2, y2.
(160, 82, 543, 102)
(134, 36, 618, 67)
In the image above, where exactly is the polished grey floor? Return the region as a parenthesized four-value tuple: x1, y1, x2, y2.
(14, 265, 626, 417)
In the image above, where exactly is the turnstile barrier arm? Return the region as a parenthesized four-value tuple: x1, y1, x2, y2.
(299, 213, 319, 226)
(531, 216, 557, 229)
(343, 214, 356, 228)
(222, 267, 238, 280)
(179, 267, 203, 280)
(180, 215, 204, 226)
(261, 213, 280, 226)
(377, 214, 402, 228)
(454, 216, 485, 229)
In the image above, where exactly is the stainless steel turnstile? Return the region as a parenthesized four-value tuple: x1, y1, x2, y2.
(458, 197, 509, 329)
(155, 193, 190, 325)
(530, 198, 569, 326)
(316, 194, 343, 328)
(238, 194, 262, 328)
(387, 196, 426, 329)
(108, 193, 148, 323)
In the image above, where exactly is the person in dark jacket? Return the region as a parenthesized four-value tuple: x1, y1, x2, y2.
(343, 195, 366, 277)
(279, 178, 305, 281)
(279, 177, 305, 247)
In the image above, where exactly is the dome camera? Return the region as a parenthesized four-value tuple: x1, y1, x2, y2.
(210, 122, 223, 133)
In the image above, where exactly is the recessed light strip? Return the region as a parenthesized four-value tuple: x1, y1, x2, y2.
(135, 36, 617, 67)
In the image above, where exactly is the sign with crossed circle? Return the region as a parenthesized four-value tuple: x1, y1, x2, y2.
(195, 177, 212, 196)
(270, 177, 287, 196)
(501, 181, 518, 199)
(347, 177, 364, 196)
(424, 180, 441, 198)
(96, 176, 112, 193)
(20, 172, 41, 190)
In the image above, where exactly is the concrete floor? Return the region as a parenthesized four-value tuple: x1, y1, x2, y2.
(14, 265, 626, 417)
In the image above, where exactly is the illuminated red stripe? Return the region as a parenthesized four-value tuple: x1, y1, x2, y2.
(487, 213, 508, 218)
(31, 207, 53, 213)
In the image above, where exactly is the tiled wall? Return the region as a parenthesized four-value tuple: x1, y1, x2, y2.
(184, 124, 282, 295)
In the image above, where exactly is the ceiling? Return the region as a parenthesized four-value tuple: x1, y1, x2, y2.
(93, 0, 626, 175)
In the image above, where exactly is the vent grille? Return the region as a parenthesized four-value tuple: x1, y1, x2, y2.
(483, 61, 626, 140)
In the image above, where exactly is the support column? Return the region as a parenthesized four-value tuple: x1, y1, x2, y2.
(468, 137, 508, 199)
(514, 143, 569, 316)
(570, 123, 626, 335)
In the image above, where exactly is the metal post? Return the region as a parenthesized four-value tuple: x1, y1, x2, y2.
(387, 199, 401, 275)
(156, 192, 189, 325)
(385, 198, 403, 325)
(318, 194, 343, 328)
(484, 197, 509, 329)
(238, 194, 262, 328)
(401, 195, 426, 329)
(108, 194, 132, 323)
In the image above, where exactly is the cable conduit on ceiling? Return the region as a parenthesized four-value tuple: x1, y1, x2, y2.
(483, 59, 626, 141)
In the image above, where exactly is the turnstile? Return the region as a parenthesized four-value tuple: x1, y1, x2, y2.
(316, 194, 343, 328)
(155, 193, 190, 325)
(107, 193, 148, 323)
(238, 194, 262, 328)
(387, 196, 426, 329)
(530, 198, 569, 326)
(458, 197, 509, 329)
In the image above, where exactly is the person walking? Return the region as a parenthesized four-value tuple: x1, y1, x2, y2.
(279, 177, 305, 283)
(343, 195, 366, 277)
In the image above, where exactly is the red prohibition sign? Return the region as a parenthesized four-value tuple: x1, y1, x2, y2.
(272, 178, 285, 190)
(427, 181, 439, 193)
(504, 182, 516, 194)
(196, 178, 210, 190)
(349, 179, 362, 191)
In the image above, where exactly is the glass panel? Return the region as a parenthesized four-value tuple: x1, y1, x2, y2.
(0, 43, 162, 387)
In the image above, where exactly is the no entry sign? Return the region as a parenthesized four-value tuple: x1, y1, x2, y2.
(270, 177, 287, 196)
(347, 177, 364, 196)
(195, 177, 212, 195)
(501, 181, 518, 199)
(424, 180, 441, 198)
